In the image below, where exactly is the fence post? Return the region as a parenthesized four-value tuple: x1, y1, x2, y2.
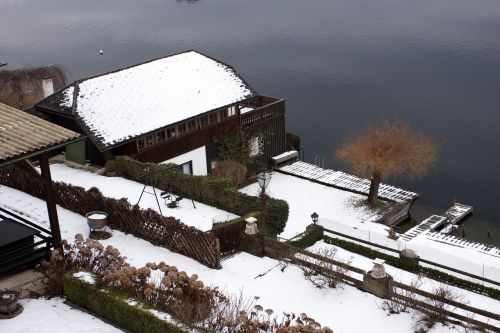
(215, 238, 221, 269)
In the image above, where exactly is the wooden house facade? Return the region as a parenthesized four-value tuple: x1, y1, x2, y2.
(31, 51, 286, 174)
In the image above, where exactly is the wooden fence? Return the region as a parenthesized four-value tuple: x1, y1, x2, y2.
(264, 237, 500, 331)
(0, 163, 220, 269)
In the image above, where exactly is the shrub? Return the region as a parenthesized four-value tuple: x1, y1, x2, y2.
(211, 211, 261, 253)
(267, 199, 289, 236)
(115, 156, 289, 236)
(105, 160, 117, 172)
(211, 160, 248, 187)
(297, 247, 353, 289)
(287, 225, 324, 249)
(64, 273, 188, 333)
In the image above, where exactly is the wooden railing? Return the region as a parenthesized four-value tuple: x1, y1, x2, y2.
(0, 207, 52, 273)
(240, 96, 285, 128)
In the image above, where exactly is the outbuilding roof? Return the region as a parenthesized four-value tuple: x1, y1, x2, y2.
(37, 50, 256, 150)
(0, 102, 82, 166)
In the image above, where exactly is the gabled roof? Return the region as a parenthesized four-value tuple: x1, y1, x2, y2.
(0, 102, 82, 166)
(36, 50, 256, 150)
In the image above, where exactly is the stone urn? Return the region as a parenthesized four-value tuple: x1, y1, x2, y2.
(0, 290, 22, 318)
(86, 211, 108, 232)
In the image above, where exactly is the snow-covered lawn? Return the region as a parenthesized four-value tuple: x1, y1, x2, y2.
(240, 172, 385, 239)
(46, 163, 237, 231)
(308, 241, 500, 326)
(241, 172, 500, 284)
(0, 183, 487, 333)
(1, 297, 123, 333)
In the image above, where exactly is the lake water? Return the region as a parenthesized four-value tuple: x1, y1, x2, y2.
(2, 0, 500, 244)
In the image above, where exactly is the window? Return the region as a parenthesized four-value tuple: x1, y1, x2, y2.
(187, 120, 196, 132)
(156, 130, 166, 143)
(178, 123, 187, 136)
(145, 135, 154, 147)
(137, 135, 154, 151)
(200, 115, 209, 127)
(227, 106, 236, 117)
(209, 112, 217, 124)
(166, 127, 176, 139)
(178, 161, 193, 175)
(137, 138, 146, 150)
(248, 135, 264, 157)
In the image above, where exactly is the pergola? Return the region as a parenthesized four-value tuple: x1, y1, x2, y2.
(0, 102, 83, 248)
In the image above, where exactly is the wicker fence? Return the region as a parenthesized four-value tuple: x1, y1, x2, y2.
(0, 163, 220, 268)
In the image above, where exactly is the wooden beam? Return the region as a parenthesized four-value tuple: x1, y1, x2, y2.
(39, 153, 61, 249)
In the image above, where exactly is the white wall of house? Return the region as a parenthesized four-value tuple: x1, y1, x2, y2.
(161, 146, 208, 175)
(42, 78, 54, 97)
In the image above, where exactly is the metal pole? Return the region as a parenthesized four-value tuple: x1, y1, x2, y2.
(39, 153, 62, 249)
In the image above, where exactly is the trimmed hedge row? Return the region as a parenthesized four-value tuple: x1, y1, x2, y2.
(211, 212, 261, 253)
(115, 156, 289, 236)
(287, 225, 324, 249)
(64, 272, 188, 333)
(324, 236, 500, 301)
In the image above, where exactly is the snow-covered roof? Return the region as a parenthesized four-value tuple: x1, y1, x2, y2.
(41, 51, 256, 149)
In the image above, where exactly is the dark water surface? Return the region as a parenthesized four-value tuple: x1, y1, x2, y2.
(2, 0, 500, 243)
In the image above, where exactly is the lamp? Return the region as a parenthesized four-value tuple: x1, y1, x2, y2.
(311, 212, 319, 225)
(257, 169, 271, 190)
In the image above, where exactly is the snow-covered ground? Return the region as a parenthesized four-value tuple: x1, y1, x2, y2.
(241, 172, 500, 283)
(46, 163, 237, 231)
(0, 176, 493, 332)
(308, 241, 500, 326)
(1, 297, 123, 333)
(0, 165, 500, 333)
(240, 172, 382, 239)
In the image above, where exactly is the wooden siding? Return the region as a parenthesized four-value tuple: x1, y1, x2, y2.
(129, 116, 241, 163)
(240, 98, 286, 172)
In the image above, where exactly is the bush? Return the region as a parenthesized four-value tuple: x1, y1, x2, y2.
(105, 160, 117, 172)
(115, 156, 289, 236)
(287, 225, 323, 249)
(267, 199, 289, 236)
(64, 272, 188, 333)
(211, 160, 248, 187)
(211, 211, 261, 253)
(324, 236, 500, 300)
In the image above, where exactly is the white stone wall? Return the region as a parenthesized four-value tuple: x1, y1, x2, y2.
(161, 146, 207, 175)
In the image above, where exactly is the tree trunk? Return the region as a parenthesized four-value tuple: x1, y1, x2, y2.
(368, 170, 381, 204)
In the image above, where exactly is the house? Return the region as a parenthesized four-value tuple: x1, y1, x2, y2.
(0, 65, 67, 110)
(31, 50, 287, 175)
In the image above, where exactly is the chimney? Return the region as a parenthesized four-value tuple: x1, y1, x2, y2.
(42, 78, 54, 97)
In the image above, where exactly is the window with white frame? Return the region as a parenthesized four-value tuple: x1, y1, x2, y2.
(178, 161, 193, 175)
(226, 105, 236, 117)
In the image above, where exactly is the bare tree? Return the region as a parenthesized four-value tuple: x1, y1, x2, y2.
(336, 121, 437, 204)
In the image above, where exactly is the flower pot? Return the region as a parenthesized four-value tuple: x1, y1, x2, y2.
(86, 211, 108, 231)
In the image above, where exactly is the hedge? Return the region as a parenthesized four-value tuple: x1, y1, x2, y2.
(115, 156, 289, 236)
(64, 272, 188, 333)
(324, 236, 500, 301)
(287, 225, 324, 249)
(212, 211, 261, 253)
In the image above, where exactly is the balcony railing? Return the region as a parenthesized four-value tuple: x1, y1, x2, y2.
(239, 95, 285, 128)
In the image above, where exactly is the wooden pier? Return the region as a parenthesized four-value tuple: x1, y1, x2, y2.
(401, 203, 473, 241)
(278, 161, 419, 203)
(400, 215, 448, 241)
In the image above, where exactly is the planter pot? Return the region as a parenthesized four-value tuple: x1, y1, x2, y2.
(86, 211, 108, 231)
(0, 291, 19, 314)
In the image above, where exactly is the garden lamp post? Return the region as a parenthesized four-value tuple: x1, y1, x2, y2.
(311, 212, 319, 226)
(257, 169, 272, 235)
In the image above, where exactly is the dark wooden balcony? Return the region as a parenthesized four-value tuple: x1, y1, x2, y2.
(239, 95, 285, 129)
